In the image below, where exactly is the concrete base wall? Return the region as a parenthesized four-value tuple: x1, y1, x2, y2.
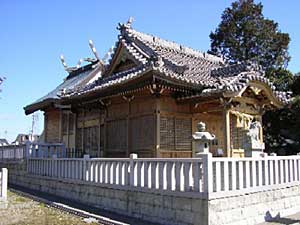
(209, 185, 300, 225)
(2, 161, 300, 225)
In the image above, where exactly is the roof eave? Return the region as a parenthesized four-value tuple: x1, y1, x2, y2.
(24, 98, 58, 115)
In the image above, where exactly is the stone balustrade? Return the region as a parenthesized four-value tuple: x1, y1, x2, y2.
(27, 153, 300, 198)
(0, 142, 66, 160)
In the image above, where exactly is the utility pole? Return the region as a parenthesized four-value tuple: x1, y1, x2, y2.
(30, 113, 39, 141)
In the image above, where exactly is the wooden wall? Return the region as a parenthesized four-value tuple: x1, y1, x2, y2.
(44, 109, 60, 143)
(105, 92, 156, 158)
(193, 112, 224, 156)
(44, 93, 234, 158)
(158, 95, 225, 157)
(76, 108, 103, 157)
(61, 111, 76, 155)
(44, 87, 267, 158)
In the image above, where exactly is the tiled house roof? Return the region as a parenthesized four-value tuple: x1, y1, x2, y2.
(24, 20, 291, 114)
(24, 63, 101, 114)
(64, 22, 290, 104)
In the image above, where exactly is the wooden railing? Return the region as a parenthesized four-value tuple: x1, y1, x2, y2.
(0, 142, 66, 160)
(27, 153, 300, 198)
(0, 168, 8, 201)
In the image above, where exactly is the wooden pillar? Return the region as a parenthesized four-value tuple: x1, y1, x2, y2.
(74, 112, 77, 157)
(192, 116, 196, 157)
(155, 97, 161, 157)
(66, 112, 70, 149)
(127, 100, 131, 157)
(59, 110, 63, 143)
(98, 110, 101, 157)
(224, 109, 231, 157)
(103, 107, 107, 157)
(44, 112, 48, 142)
(82, 109, 85, 154)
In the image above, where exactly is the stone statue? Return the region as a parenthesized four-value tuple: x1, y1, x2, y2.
(244, 121, 265, 157)
(247, 121, 261, 142)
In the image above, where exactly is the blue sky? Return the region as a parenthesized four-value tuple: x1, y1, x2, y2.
(0, 0, 299, 142)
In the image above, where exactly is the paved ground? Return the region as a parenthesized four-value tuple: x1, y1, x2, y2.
(258, 212, 300, 225)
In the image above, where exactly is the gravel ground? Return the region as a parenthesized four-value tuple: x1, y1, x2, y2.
(0, 191, 99, 225)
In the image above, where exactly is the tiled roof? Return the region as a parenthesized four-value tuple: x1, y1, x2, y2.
(24, 64, 101, 114)
(64, 22, 290, 104)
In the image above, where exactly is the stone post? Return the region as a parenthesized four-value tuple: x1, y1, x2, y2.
(1, 168, 8, 201)
(61, 144, 66, 158)
(52, 154, 57, 177)
(192, 122, 215, 198)
(83, 154, 90, 181)
(14, 144, 17, 160)
(130, 153, 137, 186)
(25, 141, 31, 159)
(196, 152, 213, 198)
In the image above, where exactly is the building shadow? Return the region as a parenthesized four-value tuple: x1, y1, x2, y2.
(265, 211, 300, 224)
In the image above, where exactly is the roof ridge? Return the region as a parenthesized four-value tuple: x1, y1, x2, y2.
(124, 27, 224, 65)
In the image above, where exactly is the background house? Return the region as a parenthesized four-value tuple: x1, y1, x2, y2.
(0, 139, 9, 146)
(12, 134, 40, 145)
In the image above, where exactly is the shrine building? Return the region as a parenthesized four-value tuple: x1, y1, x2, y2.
(24, 19, 290, 158)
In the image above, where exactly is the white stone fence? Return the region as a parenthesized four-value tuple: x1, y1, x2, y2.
(0, 142, 66, 160)
(0, 168, 8, 201)
(27, 153, 300, 199)
(211, 155, 300, 198)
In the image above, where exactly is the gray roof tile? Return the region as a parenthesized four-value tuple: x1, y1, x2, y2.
(66, 24, 290, 104)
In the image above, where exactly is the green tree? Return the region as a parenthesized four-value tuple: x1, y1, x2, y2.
(290, 73, 300, 95)
(263, 73, 300, 155)
(263, 97, 300, 155)
(266, 68, 294, 92)
(210, 0, 290, 71)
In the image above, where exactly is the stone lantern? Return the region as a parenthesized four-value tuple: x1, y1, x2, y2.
(192, 122, 215, 155)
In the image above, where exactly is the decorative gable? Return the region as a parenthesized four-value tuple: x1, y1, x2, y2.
(104, 43, 140, 77)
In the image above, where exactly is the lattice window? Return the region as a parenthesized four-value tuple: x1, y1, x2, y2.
(175, 118, 192, 150)
(230, 114, 248, 149)
(160, 117, 175, 150)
